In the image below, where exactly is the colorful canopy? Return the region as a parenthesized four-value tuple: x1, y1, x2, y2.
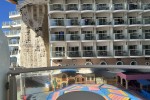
(47, 84, 140, 100)
(7, 0, 18, 4)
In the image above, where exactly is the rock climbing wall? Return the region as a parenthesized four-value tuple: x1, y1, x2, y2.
(19, 5, 50, 68)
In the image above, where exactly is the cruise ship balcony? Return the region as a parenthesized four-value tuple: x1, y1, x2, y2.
(97, 34, 111, 41)
(96, 19, 111, 27)
(128, 3, 141, 11)
(66, 34, 80, 41)
(81, 4, 93, 11)
(9, 11, 21, 19)
(67, 51, 81, 57)
(128, 18, 142, 26)
(114, 50, 128, 56)
(129, 33, 142, 40)
(66, 4, 79, 11)
(113, 4, 127, 12)
(4, 30, 20, 37)
(113, 18, 127, 26)
(144, 49, 150, 56)
(66, 19, 80, 27)
(97, 50, 109, 57)
(51, 34, 65, 41)
(143, 18, 150, 25)
(82, 34, 95, 41)
(96, 4, 110, 12)
(10, 50, 18, 56)
(51, 51, 65, 58)
(143, 4, 150, 11)
(9, 40, 19, 46)
(114, 34, 126, 41)
(145, 33, 150, 39)
(50, 19, 65, 28)
(129, 50, 142, 56)
(2, 20, 21, 29)
(81, 19, 95, 26)
(49, 4, 64, 13)
(83, 50, 95, 57)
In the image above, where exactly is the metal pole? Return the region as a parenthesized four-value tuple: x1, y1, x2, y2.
(9, 75, 17, 100)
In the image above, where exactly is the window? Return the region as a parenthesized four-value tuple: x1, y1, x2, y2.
(128, 45, 137, 49)
(114, 46, 123, 50)
(145, 62, 150, 65)
(97, 46, 107, 50)
(55, 47, 65, 51)
(83, 46, 93, 51)
(69, 47, 79, 51)
(114, 30, 123, 33)
(116, 61, 124, 65)
(100, 61, 107, 65)
(85, 62, 93, 65)
(97, 30, 107, 34)
(130, 61, 137, 65)
(143, 45, 150, 49)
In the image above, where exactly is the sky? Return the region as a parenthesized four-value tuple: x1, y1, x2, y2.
(0, 0, 16, 30)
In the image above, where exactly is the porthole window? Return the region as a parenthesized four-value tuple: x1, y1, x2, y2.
(145, 62, 150, 65)
(100, 61, 107, 65)
(116, 61, 124, 65)
(85, 62, 93, 65)
(130, 61, 137, 65)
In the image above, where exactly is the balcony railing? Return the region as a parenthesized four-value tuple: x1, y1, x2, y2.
(96, 4, 110, 10)
(4, 30, 20, 36)
(129, 34, 142, 39)
(81, 4, 93, 10)
(68, 34, 80, 41)
(83, 50, 95, 57)
(10, 50, 18, 55)
(114, 34, 125, 39)
(9, 40, 19, 45)
(143, 18, 150, 24)
(144, 49, 150, 55)
(67, 51, 81, 57)
(97, 50, 108, 56)
(145, 33, 150, 39)
(113, 4, 126, 10)
(51, 34, 65, 41)
(97, 34, 111, 40)
(81, 19, 95, 25)
(114, 50, 128, 56)
(50, 4, 64, 11)
(9, 11, 20, 16)
(51, 51, 65, 57)
(114, 18, 127, 25)
(82, 34, 95, 40)
(128, 18, 142, 25)
(128, 3, 141, 10)
(96, 19, 111, 25)
(2, 20, 21, 26)
(66, 19, 80, 26)
(66, 4, 78, 10)
(50, 19, 65, 26)
(129, 50, 141, 56)
(142, 4, 150, 10)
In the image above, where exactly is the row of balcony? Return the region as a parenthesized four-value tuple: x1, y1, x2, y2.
(49, 4, 150, 11)
(4, 30, 20, 36)
(2, 20, 22, 27)
(50, 33, 150, 41)
(49, 18, 150, 27)
(51, 49, 150, 58)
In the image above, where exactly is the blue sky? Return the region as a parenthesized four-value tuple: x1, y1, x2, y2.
(0, 0, 16, 29)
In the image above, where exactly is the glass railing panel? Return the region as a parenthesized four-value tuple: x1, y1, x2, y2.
(9, 11, 20, 16)
(51, 51, 65, 57)
(82, 34, 95, 40)
(145, 33, 150, 39)
(114, 50, 128, 56)
(129, 50, 141, 56)
(97, 50, 108, 56)
(97, 34, 111, 40)
(66, 4, 78, 10)
(68, 34, 80, 41)
(128, 3, 141, 10)
(96, 19, 111, 25)
(66, 19, 80, 26)
(50, 4, 64, 11)
(81, 4, 93, 10)
(128, 18, 142, 25)
(129, 34, 142, 39)
(50, 19, 65, 26)
(144, 49, 150, 55)
(67, 51, 81, 57)
(143, 18, 150, 24)
(96, 4, 110, 10)
(10, 50, 18, 55)
(114, 34, 125, 39)
(113, 4, 126, 10)
(142, 4, 150, 10)
(81, 19, 95, 25)
(51, 34, 65, 41)
(114, 18, 127, 25)
(83, 50, 95, 57)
